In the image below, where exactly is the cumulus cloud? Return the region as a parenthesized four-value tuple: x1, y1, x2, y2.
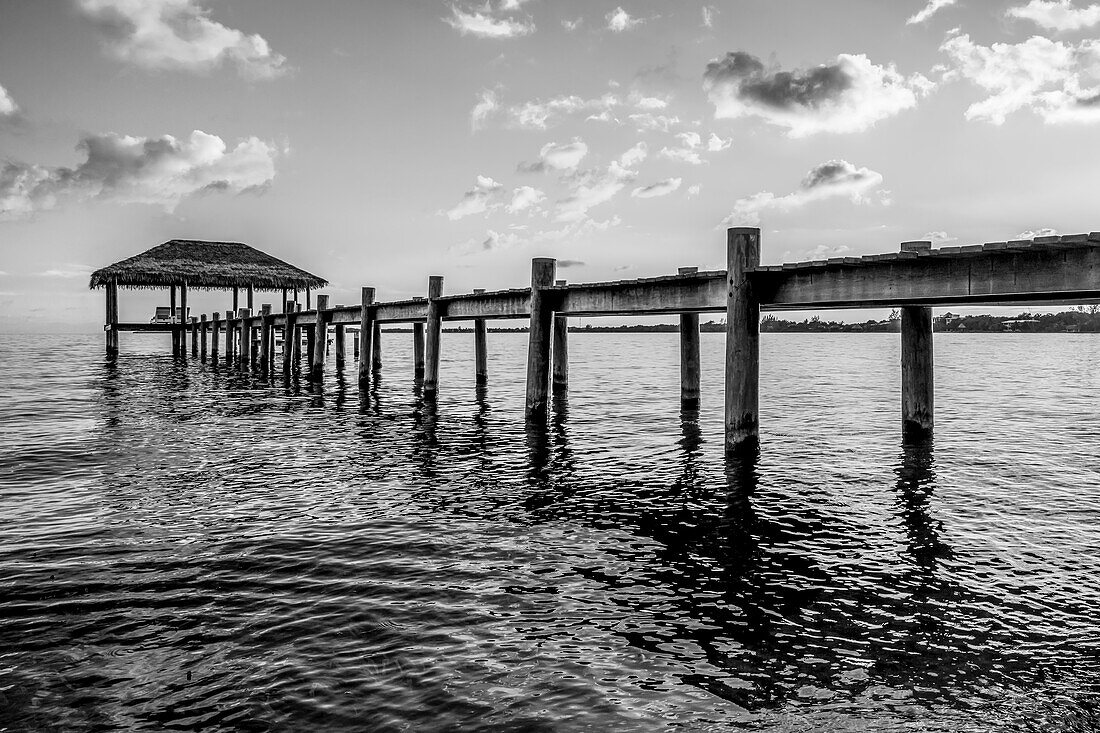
(507, 185, 545, 213)
(519, 139, 589, 173)
(558, 259, 586, 268)
(445, 175, 504, 220)
(76, 0, 288, 79)
(686, 184, 702, 197)
(1017, 227, 1060, 238)
(0, 83, 19, 118)
(723, 159, 885, 226)
(556, 161, 636, 222)
(632, 177, 682, 198)
(924, 230, 957, 243)
(706, 132, 732, 151)
(471, 89, 500, 131)
(1007, 0, 1100, 31)
(562, 17, 583, 32)
(444, 5, 535, 38)
(659, 131, 704, 165)
(940, 31, 1100, 124)
(472, 88, 679, 131)
(703, 51, 930, 136)
(702, 6, 717, 27)
(0, 129, 278, 220)
(907, 0, 957, 24)
(606, 7, 643, 32)
(618, 141, 648, 167)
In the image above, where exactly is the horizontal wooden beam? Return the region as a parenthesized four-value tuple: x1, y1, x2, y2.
(440, 289, 531, 320)
(374, 299, 427, 323)
(550, 272, 727, 317)
(753, 241, 1100, 309)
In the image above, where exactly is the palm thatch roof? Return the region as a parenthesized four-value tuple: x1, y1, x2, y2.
(89, 240, 328, 290)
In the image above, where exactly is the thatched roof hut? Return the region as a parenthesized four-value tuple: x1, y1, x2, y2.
(89, 239, 327, 291)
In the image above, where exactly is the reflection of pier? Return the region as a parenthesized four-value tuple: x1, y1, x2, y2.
(95, 229, 1100, 451)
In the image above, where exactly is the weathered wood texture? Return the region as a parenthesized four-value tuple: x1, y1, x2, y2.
(170, 285, 178, 355)
(552, 281, 567, 393)
(199, 314, 207, 359)
(211, 312, 220, 360)
(224, 311, 234, 365)
(358, 287, 375, 385)
(239, 308, 252, 367)
(472, 289, 487, 389)
(901, 305, 934, 437)
(311, 294, 329, 381)
(335, 324, 346, 369)
(753, 236, 1100, 308)
(190, 317, 198, 357)
(371, 321, 382, 373)
(180, 284, 189, 355)
(678, 268, 700, 406)
(413, 322, 425, 377)
(260, 304, 272, 373)
(423, 277, 444, 396)
(725, 228, 761, 452)
(525, 258, 557, 417)
(105, 280, 119, 358)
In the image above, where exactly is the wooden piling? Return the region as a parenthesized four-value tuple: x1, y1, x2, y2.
(358, 287, 375, 385)
(901, 305, 934, 438)
(423, 276, 444, 396)
(335, 323, 346, 370)
(170, 285, 178, 355)
(190, 317, 198, 357)
(294, 303, 304, 370)
(211, 312, 220, 361)
(247, 284, 254, 311)
(473, 289, 487, 389)
(232, 287, 239, 313)
(199, 314, 207, 360)
(282, 308, 296, 373)
(105, 279, 118, 358)
(525, 258, 557, 417)
(552, 280, 567, 393)
(678, 267, 701, 407)
(225, 310, 234, 365)
(311, 294, 329, 381)
(180, 283, 189, 355)
(260, 304, 272, 374)
(412, 322, 425, 377)
(371, 321, 382, 374)
(239, 308, 252, 368)
(724, 228, 761, 452)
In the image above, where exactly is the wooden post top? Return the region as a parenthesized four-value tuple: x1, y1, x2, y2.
(316, 294, 330, 310)
(901, 240, 933, 252)
(555, 279, 567, 286)
(678, 266, 698, 275)
(531, 258, 556, 287)
(473, 288, 485, 294)
(427, 276, 444, 298)
(261, 304, 272, 315)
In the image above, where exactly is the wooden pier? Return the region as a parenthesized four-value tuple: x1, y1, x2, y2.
(93, 229, 1100, 452)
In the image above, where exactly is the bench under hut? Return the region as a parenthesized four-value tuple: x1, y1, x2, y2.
(91, 239, 327, 357)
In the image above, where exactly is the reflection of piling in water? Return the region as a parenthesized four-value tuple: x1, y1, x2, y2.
(895, 438, 951, 568)
(105, 229, 1100, 451)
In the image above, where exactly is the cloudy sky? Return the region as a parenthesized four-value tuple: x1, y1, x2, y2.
(2, 0, 1099, 330)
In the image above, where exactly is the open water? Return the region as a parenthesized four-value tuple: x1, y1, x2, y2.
(1, 331, 1099, 732)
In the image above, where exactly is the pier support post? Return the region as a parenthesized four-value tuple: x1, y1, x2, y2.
(724, 228, 761, 453)
(282, 308, 296, 373)
(180, 283, 189, 356)
(294, 304, 304, 370)
(423, 276, 444, 397)
(225, 311, 234, 365)
(358, 287, 375, 386)
(473, 289, 487, 389)
(239, 308, 252, 368)
(372, 321, 382, 374)
(413, 322, 425, 377)
(170, 285, 178, 356)
(901, 306, 934, 439)
(311, 295, 329, 382)
(211, 312, 220, 362)
(260, 304, 272, 374)
(190, 317, 198, 357)
(679, 267, 701, 407)
(335, 323, 346, 370)
(552, 280, 567, 393)
(247, 284, 254, 311)
(105, 279, 118, 359)
(525, 258, 557, 418)
(200, 314, 207, 360)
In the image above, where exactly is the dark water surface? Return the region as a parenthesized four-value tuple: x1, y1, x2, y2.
(2, 332, 1099, 731)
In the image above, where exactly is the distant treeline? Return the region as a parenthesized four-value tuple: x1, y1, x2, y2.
(381, 308, 1100, 335)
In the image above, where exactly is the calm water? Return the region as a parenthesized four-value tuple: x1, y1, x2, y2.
(2, 331, 1099, 732)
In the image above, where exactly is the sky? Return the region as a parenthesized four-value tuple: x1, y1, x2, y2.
(2, 0, 1099, 332)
